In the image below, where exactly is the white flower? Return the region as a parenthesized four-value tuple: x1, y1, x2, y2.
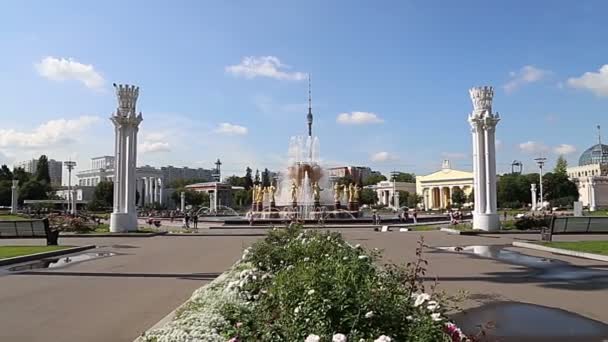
(426, 300, 439, 311)
(306, 334, 321, 342)
(308, 289, 315, 295)
(294, 306, 300, 314)
(327, 236, 331, 241)
(406, 315, 413, 321)
(304, 257, 310, 262)
(412, 293, 431, 307)
(358, 255, 368, 260)
(342, 256, 349, 260)
(374, 335, 392, 342)
(332, 333, 347, 342)
(287, 265, 295, 270)
(355, 244, 361, 248)
(365, 311, 374, 318)
(431, 312, 442, 321)
(324, 254, 329, 257)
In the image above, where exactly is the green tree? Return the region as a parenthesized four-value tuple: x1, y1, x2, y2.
(407, 193, 423, 208)
(244, 167, 254, 190)
(88, 180, 114, 210)
(225, 175, 246, 187)
(392, 172, 416, 183)
(233, 189, 252, 208)
(554, 155, 568, 176)
(13, 167, 31, 186)
(0, 165, 13, 181)
(543, 172, 578, 206)
(359, 188, 378, 205)
(262, 168, 271, 187)
(19, 180, 50, 203)
(36, 155, 51, 184)
(0, 180, 12, 206)
(397, 190, 409, 207)
(467, 189, 474, 203)
(362, 173, 387, 186)
(451, 187, 467, 206)
(171, 189, 210, 207)
(335, 175, 354, 186)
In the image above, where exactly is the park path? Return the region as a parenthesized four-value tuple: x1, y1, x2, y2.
(0, 235, 258, 342)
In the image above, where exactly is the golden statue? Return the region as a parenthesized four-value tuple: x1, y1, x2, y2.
(344, 184, 351, 203)
(353, 184, 361, 201)
(333, 183, 343, 202)
(251, 185, 258, 203)
(290, 181, 298, 203)
(256, 184, 264, 203)
(312, 182, 322, 202)
(268, 184, 277, 203)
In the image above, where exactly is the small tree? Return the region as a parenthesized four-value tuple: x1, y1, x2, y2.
(244, 167, 254, 190)
(0, 165, 13, 181)
(233, 189, 252, 208)
(397, 190, 409, 207)
(36, 155, 51, 184)
(451, 187, 467, 206)
(359, 188, 378, 205)
(407, 193, 422, 208)
(362, 173, 387, 186)
(393, 172, 416, 183)
(88, 181, 114, 210)
(554, 155, 568, 176)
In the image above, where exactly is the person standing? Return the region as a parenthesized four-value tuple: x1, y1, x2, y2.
(412, 210, 418, 224)
(193, 213, 199, 229)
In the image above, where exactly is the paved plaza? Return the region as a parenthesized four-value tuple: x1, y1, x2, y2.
(0, 230, 607, 341)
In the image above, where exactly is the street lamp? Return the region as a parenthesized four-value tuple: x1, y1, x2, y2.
(64, 161, 77, 214)
(390, 171, 398, 209)
(534, 157, 546, 209)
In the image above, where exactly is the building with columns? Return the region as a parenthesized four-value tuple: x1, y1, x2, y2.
(567, 132, 608, 211)
(416, 160, 473, 210)
(371, 181, 416, 207)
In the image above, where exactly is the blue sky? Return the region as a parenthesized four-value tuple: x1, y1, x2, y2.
(1, 1, 608, 182)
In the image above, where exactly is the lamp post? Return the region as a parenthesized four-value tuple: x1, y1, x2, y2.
(390, 171, 398, 209)
(534, 157, 546, 210)
(64, 161, 77, 214)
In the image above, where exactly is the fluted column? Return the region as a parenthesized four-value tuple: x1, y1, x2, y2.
(152, 177, 158, 204)
(531, 183, 537, 210)
(484, 124, 497, 213)
(158, 178, 163, 206)
(474, 121, 487, 213)
(590, 179, 597, 211)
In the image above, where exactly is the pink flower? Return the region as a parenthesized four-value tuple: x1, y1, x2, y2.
(228, 338, 239, 342)
(236, 322, 243, 328)
(443, 322, 466, 342)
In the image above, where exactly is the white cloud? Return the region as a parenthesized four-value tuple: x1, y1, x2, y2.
(215, 123, 248, 135)
(554, 144, 576, 155)
(337, 112, 384, 125)
(0, 116, 100, 148)
(519, 141, 549, 154)
(504, 65, 549, 93)
(139, 141, 170, 153)
(441, 152, 467, 160)
(371, 151, 395, 162)
(35, 56, 105, 90)
(567, 64, 608, 96)
(225, 56, 306, 81)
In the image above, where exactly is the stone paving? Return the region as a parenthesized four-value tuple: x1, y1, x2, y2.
(0, 230, 606, 341)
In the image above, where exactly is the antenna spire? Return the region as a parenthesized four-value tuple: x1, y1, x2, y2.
(598, 125, 602, 145)
(306, 74, 313, 137)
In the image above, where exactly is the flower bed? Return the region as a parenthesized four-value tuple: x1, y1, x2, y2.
(141, 226, 467, 341)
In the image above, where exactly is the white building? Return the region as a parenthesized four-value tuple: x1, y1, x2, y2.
(77, 156, 165, 207)
(371, 180, 416, 207)
(567, 138, 608, 210)
(327, 166, 380, 183)
(15, 158, 63, 186)
(416, 160, 474, 210)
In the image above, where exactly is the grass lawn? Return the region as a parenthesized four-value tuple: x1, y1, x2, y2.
(67, 224, 158, 234)
(410, 224, 441, 231)
(0, 246, 69, 259)
(539, 241, 608, 256)
(0, 214, 28, 221)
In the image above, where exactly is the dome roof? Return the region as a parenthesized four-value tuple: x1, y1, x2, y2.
(579, 143, 608, 166)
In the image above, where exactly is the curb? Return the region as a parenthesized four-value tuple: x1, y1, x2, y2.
(166, 232, 267, 237)
(512, 241, 608, 262)
(133, 300, 191, 342)
(60, 232, 166, 238)
(440, 228, 541, 235)
(0, 245, 96, 266)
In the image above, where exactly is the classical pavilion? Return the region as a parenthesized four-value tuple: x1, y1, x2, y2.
(416, 160, 473, 210)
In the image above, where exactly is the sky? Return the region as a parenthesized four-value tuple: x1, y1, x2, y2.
(2, 1, 608, 184)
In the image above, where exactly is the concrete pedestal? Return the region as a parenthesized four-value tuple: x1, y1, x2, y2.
(473, 212, 500, 232)
(110, 213, 138, 232)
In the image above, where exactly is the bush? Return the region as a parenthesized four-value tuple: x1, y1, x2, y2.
(514, 216, 551, 230)
(48, 214, 96, 232)
(142, 226, 468, 341)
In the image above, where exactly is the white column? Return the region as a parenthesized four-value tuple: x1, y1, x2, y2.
(475, 123, 487, 213)
(531, 183, 537, 211)
(158, 178, 163, 206)
(484, 125, 497, 214)
(143, 177, 148, 205)
(180, 191, 186, 212)
(113, 125, 122, 213)
(152, 177, 158, 204)
(590, 179, 597, 211)
(11, 180, 18, 214)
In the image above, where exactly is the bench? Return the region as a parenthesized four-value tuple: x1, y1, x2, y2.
(541, 216, 608, 241)
(0, 218, 59, 245)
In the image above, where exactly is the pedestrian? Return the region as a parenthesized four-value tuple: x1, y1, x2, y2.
(193, 213, 199, 229)
(184, 213, 190, 229)
(170, 211, 175, 223)
(412, 210, 418, 224)
(372, 210, 377, 225)
(503, 211, 508, 221)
